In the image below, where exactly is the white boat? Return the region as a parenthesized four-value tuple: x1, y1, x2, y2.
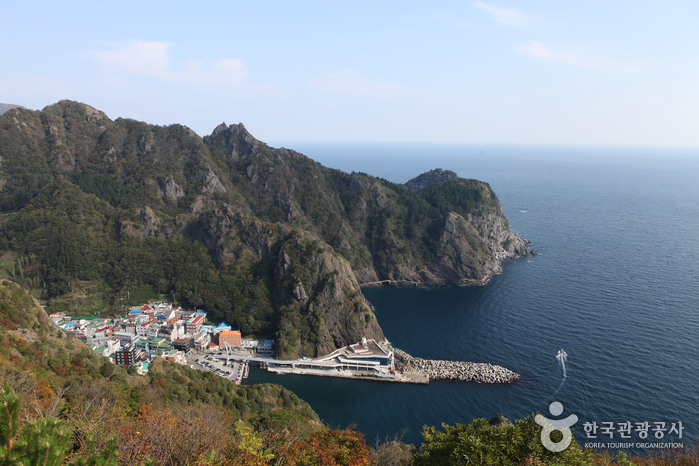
(556, 349, 568, 361)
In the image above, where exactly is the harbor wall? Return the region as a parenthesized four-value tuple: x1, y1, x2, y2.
(392, 347, 519, 383)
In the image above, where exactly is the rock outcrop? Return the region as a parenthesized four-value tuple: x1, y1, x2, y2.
(405, 168, 458, 190)
(272, 231, 384, 358)
(160, 176, 185, 200)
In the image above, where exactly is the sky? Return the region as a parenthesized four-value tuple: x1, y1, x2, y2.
(2, 0, 699, 146)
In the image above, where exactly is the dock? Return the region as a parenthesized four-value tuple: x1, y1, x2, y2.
(265, 365, 428, 384)
(194, 338, 518, 385)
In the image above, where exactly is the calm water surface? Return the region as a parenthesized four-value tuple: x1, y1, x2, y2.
(247, 144, 699, 450)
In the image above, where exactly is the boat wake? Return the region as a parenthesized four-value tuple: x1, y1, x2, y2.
(551, 349, 568, 398)
(556, 349, 568, 378)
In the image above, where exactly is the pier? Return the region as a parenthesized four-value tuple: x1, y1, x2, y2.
(201, 339, 518, 385)
(264, 365, 428, 384)
(209, 338, 429, 384)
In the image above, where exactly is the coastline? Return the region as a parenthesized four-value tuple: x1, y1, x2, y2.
(358, 238, 534, 289)
(353, 248, 528, 384)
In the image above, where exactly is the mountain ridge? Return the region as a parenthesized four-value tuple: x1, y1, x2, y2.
(0, 103, 23, 116)
(0, 100, 529, 358)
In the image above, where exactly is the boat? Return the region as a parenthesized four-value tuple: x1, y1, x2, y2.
(556, 349, 568, 361)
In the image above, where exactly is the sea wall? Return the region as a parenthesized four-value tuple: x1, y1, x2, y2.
(392, 347, 519, 384)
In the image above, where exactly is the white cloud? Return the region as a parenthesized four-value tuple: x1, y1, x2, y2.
(86, 41, 172, 78)
(517, 40, 647, 74)
(310, 71, 407, 98)
(85, 41, 249, 89)
(472, 1, 527, 27)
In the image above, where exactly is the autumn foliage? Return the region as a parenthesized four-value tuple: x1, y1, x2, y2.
(282, 427, 372, 466)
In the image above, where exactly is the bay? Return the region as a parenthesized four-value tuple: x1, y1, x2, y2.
(247, 143, 699, 450)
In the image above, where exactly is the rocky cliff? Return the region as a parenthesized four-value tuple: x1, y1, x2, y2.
(0, 100, 528, 358)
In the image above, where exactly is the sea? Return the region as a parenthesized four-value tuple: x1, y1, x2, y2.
(245, 143, 699, 453)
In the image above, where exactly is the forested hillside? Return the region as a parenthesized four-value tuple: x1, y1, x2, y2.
(0, 279, 375, 464)
(0, 101, 528, 358)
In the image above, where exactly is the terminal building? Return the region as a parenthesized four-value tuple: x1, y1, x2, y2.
(316, 338, 394, 372)
(266, 338, 394, 375)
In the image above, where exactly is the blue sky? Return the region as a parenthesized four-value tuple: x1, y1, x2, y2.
(2, 1, 698, 146)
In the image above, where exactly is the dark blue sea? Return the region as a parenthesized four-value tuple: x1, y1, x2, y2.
(246, 143, 699, 452)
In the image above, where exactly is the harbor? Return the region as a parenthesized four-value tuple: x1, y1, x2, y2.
(196, 338, 519, 385)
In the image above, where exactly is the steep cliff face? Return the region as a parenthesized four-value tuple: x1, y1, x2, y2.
(272, 231, 384, 358)
(426, 211, 529, 285)
(0, 100, 529, 358)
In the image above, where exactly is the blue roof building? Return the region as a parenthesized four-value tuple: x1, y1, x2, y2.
(215, 321, 232, 332)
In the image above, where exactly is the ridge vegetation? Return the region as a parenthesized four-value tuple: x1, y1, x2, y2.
(0, 279, 377, 464)
(0, 100, 528, 358)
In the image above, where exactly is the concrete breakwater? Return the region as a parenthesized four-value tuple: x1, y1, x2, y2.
(392, 347, 520, 384)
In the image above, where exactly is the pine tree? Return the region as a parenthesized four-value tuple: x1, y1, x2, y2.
(14, 417, 72, 466)
(0, 385, 21, 455)
(0, 385, 74, 465)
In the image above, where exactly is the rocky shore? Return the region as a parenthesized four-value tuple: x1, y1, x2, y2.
(391, 347, 520, 384)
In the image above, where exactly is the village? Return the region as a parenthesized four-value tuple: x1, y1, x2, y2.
(50, 300, 418, 384)
(53, 301, 520, 386)
(51, 301, 273, 384)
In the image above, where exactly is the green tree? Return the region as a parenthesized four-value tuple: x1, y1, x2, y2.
(0, 386, 72, 465)
(0, 386, 21, 453)
(414, 416, 592, 465)
(99, 362, 115, 378)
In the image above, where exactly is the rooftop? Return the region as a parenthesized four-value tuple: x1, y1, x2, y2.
(321, 339, 391, 361)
